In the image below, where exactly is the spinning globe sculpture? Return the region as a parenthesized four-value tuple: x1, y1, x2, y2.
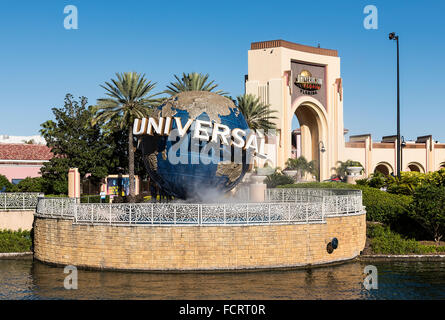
(139, 91, 250, 200)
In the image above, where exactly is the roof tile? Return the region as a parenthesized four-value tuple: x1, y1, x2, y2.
(0, 144, 53, 161)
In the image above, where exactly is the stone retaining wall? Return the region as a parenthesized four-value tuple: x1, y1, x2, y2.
(34, 214, 366, 271)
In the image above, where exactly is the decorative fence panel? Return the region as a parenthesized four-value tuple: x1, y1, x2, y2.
(36, 188, 364, 226)
(0, 193, 44, 210)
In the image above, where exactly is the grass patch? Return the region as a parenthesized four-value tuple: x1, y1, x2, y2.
(0, 229, 32, 253)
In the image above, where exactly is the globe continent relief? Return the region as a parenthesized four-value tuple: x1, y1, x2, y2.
(139, 91, 250, 200)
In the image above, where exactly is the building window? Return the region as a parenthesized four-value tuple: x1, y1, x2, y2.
(11, 179, 23, 185)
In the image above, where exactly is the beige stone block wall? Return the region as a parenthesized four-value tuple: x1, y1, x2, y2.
(0, 210, 35, 231)
(34, 214, 366, 271)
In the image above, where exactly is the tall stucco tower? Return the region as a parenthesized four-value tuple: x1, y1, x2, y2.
(245, 40, 345, 180)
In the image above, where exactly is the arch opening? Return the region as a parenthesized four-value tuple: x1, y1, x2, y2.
(406, 162, 425, 173)
(374, 162, 393, 176)
(290, 102, 326, 180)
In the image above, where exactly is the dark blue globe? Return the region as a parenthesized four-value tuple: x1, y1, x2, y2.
(139, 91, 250, 200)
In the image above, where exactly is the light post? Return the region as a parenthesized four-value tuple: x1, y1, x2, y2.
(117, 166, 124, 197)
(318, 141, 326, 182)
(401, 136, 406, 171)
(389, 32, 401, 179)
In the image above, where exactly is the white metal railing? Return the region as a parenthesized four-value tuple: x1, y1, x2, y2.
(36, 197, 77, 217)
(62, 202, 324, 225)
(35, 188, 364, 226)
(265, 188, 363, 216)
(0, 192, 44, 210)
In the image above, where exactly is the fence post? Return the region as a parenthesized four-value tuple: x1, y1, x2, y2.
(151, 204, 154, 225)
(246, 203, 249, 224)
(22, 194, 25, 209)
(174, 205, 177, 225)
(306, 204, 309, 223)
(4, 193, 6, 210)
(129, 205, 132, 224)
(268, 204, 271, 224)
(109, 204, 112, 225)
(91, 205, 93, 224)
(322, 197, 325, 222)
(223, 204, 226, 225)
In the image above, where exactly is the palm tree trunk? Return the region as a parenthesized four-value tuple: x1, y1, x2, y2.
(128, 125, 136, 201)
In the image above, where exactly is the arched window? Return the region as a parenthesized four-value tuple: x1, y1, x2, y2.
(374, 162, 393, 176)
(406, 162, 425, 173)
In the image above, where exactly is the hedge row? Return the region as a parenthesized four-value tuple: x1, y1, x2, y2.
(367, 224, 445, 254)
(278, 182, 434, 240)
(0, 229, 32, 253)
(278, 182, 411, 225)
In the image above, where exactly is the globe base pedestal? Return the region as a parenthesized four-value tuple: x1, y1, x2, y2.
(250, 183, 266, 202)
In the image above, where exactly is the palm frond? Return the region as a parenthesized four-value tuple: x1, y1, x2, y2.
(92, 72, 159, 129)
(164, 72, 228, 96)
(236, 94, 277, 131)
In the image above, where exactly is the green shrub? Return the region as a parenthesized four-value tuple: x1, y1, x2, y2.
(278, 182, 354, 190)
(368, 172, 386, 189)
(355, 178, 369, 186)
(0, 174, 14, 192)
(410, 185, 445, 244)
(112, 194, 146, 203)
(385, 170, 445, 195)
(360, 186, 412, 225)
(80, 195, 110, 203)
(368, 224, 437, 254)
(278, 182, 412, 225)
(0, 229, 32, 253)
(353, 169, 445, 196)
(44, 194, 68, 198)
(264, 172, 295, 188)
(14, 177, 46, 192)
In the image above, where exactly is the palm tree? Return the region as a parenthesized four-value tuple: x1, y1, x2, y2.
(285, 156, 316, 181)
(92, 72, 159, 201)
(236, 94, 277, 131)
(164, 72, 227, 96)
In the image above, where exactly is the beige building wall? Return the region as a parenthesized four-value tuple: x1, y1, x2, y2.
(245, 40, 445, 178)
(345, 138, 445, 176)
(246, 40, 344, 180)
(0, 210, 34, 231)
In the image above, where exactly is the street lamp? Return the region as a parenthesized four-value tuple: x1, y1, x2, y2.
(401, 136, 406, 171)
(318, 141, 326, 182)
(389, 32, 401, 179)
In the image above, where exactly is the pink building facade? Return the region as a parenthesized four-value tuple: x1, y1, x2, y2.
(0, 144, 52, 184)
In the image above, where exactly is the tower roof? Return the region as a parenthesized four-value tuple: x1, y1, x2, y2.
(250, 39, 338, 57)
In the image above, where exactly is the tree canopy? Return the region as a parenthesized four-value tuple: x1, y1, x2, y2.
(40, 94, 114, 194)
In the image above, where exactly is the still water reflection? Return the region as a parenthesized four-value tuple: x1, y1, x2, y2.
(0, 259, 444, 300)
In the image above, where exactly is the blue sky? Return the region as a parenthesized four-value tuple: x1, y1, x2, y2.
(1, 0, 444, 142)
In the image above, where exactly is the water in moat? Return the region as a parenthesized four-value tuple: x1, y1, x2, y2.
(0, 259, 444, 300)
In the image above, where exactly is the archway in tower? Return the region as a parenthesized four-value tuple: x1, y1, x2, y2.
(290, 104, 323, 179)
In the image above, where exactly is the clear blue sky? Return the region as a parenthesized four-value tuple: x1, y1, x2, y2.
(1, 0, 444, 142)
